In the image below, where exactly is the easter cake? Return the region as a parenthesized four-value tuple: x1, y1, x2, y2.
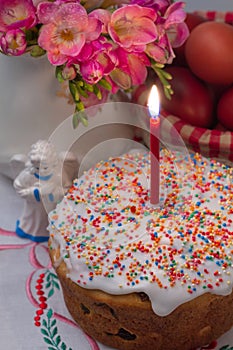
(48, 149, 233, 350)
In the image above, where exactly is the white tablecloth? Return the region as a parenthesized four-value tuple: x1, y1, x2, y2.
(1, 173, 233, 350)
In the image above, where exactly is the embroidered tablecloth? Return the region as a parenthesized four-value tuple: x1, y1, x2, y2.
(1, 173, 233, 350)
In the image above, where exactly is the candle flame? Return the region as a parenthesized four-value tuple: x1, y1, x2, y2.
(148, 85, 160, 118)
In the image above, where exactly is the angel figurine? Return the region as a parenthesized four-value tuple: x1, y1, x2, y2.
(12, 140, 78, 242)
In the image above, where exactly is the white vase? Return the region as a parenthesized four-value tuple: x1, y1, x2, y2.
(0, 54, 74, 178)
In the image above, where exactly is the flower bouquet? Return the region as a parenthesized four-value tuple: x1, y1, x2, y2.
(0, 0, 189, 127)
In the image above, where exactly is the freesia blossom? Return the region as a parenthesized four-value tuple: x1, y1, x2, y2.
(37, 1, 102, 65)
(62, 64, 77, 80)
(145, 1, 188, 63)
(108, 5, 158, 51)
(75, 38, 117, 84)
(0, 28, 27, 55)
(0, 0, 37, 31)
(157, 1, 189, 48)
(146, 33, 175, 63)
(110, 47, 150, 89)
(89, 9, 111, 34)
(0, 0, 190, 117)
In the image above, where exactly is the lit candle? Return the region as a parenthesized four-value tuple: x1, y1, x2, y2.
(148, 85, 160, 205)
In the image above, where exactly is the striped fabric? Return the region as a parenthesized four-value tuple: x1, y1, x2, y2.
(163, 113, 233, 163)
(194, 10, 233, 23)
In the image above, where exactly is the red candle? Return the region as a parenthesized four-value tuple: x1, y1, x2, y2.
(148, 85, 160, 205)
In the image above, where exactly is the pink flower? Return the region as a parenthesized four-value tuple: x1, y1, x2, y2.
(89, 9, 111, 34)
(145, 41, 168, 64)
(37, 1, 102, 65)
(108, 5, 158, 51)
(158, 1, 189, 48)
(0, 0, 37, 31)
(148, 33, 176, 63)
(0, 28, 27, 55)
(62, 64, 77, 80)
(110, 47, 150, 89)
(76, 38, 117, 84)
(145, 1, 188, 64)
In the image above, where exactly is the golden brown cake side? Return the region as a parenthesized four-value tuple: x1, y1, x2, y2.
(49, 243, 233, 350)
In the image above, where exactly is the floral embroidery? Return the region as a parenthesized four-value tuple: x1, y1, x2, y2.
(41, 309, 72, 350)
(0, 227, 233, 349)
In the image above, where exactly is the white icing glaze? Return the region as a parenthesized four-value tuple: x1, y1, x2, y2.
(48, 149, 233, 316)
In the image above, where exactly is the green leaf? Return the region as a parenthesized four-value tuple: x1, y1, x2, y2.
(48, 288, 54, 299)
(42, 319, 48, 328)
(47, 309, 53, 320)
(46, 281, 52, 289)
(48, 347, 56, 350)
(56, 335, 61, 346)
(51, 326, 58, 339)
(52, 281, 60, 290)
(41, 328, 49, 337)
(50, 319, 56, 328)
(43, 337, 54, 345)
(61, 342, 67, 350)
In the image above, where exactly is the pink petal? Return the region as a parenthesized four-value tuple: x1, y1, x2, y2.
(80, 60, 104, 84)
(85, 16, 102, 41)
(109, 5, 157, 48)
(56, 3, 88, 27)
(110, 68, 132, 90)
(128, 54, 148, 85)
(59, 31, 86, 56)
(111, 5, 157, 23)
(38, 23, 57, 51)
(0, 0, 37, 30)
(47, 48, 67, 65)
(164, 2, 187, 27)
(89, 9, 111, 34)
(37, 2, 58, 24)
(146, 42, 167, 63)
(168, 22, 189, 48)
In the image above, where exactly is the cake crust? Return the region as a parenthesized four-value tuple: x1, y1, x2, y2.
(49, 243, 233, 350)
